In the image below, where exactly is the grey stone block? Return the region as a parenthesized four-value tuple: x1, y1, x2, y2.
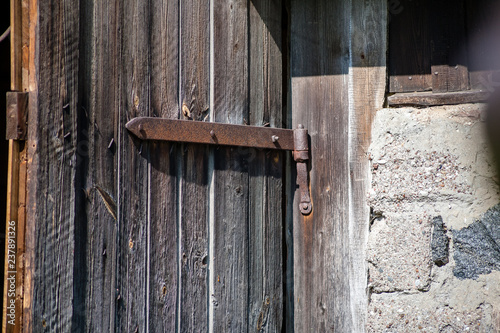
(431, 216, 449, 267)
(453, 204, 500, 279)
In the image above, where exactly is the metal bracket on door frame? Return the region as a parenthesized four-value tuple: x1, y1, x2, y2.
(126, 117, 312, 215)
(6, 91, 28, 140)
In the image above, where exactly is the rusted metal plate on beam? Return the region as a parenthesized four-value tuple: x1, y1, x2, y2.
(6, 92, 28, 140)
(126, 117, 295, 150)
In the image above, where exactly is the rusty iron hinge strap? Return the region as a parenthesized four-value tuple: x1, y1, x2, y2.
(126, 117, 312, 215)
(6, 92, 28, 140)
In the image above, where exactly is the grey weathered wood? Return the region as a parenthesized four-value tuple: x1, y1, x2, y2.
(179, 0, 210, 330)
(77, 0, 120, 331)
(147, 0, 179, 331)
(25, 0, 80, 331)
(115, 0, 150, 331)
(291, 0, 351, 331)
(388, 90, 489, 106)
(212, 0, 250, 331)
(248, 0, 283, 331)
(25, 0, 285, 331)
(349, 0, 387, 332)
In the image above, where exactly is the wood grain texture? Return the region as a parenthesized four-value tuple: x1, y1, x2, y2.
(388, 90, 489, 106)
(24, 0, 80, 330)
(212, 0, 250, 331)
(389, 0, 432, 92)
(248, 0, 283, 331)
(178, 0, 210, 330)
(77, 0, 120, 330)
(3, 140, 20, 333)
(291, 0, 350, 331)
(23, 0, 37, 330)
(115, 0, 150, 331)
(147, 0, 179, 331)
(24, 0, 285, 331)
(3, 0, 26, 331)
(430, 0, 468, 93)
(349, 1, 387, 332)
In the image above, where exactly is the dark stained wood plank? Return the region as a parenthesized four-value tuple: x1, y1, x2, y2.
(388, 90, 489, 106)
(248, 0, 283, 331)
(349, 0, 387, 331)
(389, 0, 432, 92)
(465, 0, 500, 90)
(291, 0, 351, 331)
(115, 0, 150, 331)
(77, 0, 120, 330)
(431, 0, 468, 93)
(178, 0, 210, 330)
(212, 0, 250, 331)
(24, 0, 81, 330)
(147, 0, 179, 331)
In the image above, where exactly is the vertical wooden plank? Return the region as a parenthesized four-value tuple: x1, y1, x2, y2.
(350, 0, 387, 331)
(212, 0, 249, 331)
(3, 0, 24, 331)
(431, 0, 468, 93)
(22, 0, 37, 330)
(291, 0, 351, 331)
(3, 141, 20, 333)
(178, 0, 210, 331)
(248, 0, 283, 332)
(77, 0, 120, 330)
(10, 0, 22, 88)
(389, 0, 432, 92)
(23, 0, 81, 330)
(15, 2, 30, 331)
(147, 0, 179, 331)
(115, 0, 150, 331)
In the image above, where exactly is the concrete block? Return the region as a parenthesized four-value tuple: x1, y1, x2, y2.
(367, 212, 432, 293)
(367, 293, 491, 332)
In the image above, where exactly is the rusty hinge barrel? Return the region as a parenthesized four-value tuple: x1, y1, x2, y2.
(292, 124, 312, 215)
(6, 92, 28, 140)
(126, 117, 312, 215)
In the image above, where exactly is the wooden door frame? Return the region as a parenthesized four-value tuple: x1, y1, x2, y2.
(289, 0, 386, 331)
(2, 0, 31, 332)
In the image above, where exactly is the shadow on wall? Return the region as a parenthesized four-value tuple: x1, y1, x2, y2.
(484, 4, 500, 180)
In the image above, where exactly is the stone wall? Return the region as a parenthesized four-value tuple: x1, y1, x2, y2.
(366, 104, 500, 332)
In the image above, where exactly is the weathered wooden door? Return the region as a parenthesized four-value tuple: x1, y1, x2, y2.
(25, 0, 286, 331)
(14, 0, 387, 332)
